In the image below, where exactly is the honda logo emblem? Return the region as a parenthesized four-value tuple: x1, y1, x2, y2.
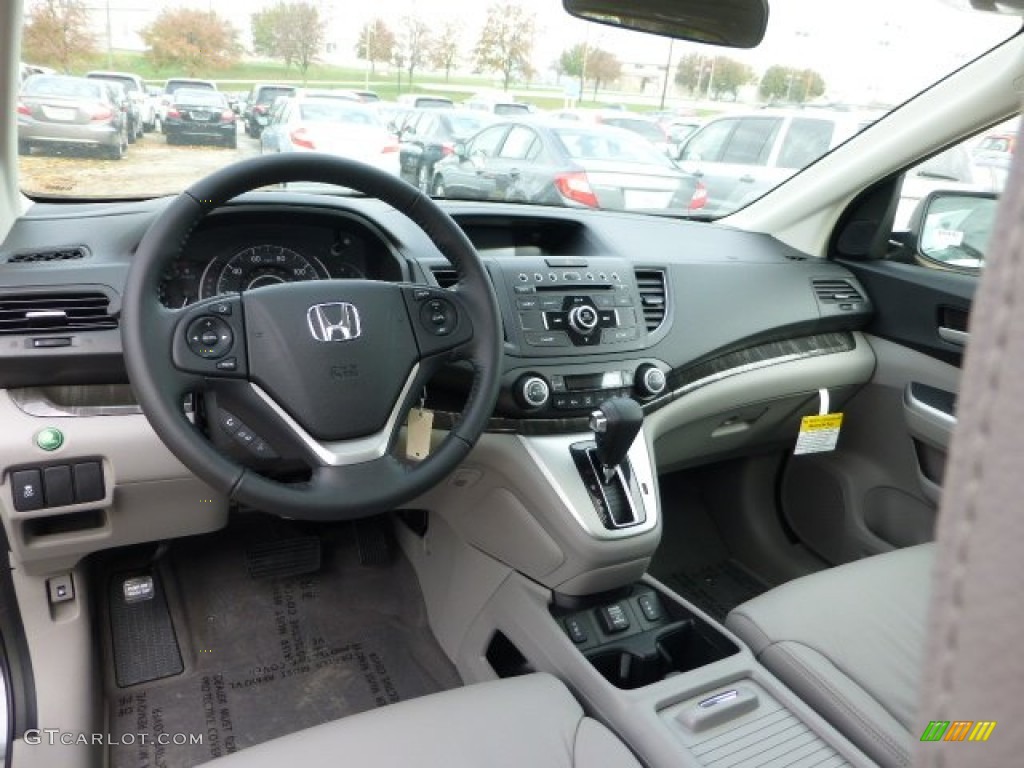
(307, 303, 362, 342)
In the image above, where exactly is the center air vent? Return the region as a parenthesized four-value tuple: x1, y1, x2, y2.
(429, 267, 458, 289)
(634, 269, 668, 332)
(0, 291, 118, 335)
(6, 246, 88, 264)
(811, 278, 864, 304)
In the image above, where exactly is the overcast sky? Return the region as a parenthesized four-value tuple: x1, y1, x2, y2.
(87, 0, 1018, 102)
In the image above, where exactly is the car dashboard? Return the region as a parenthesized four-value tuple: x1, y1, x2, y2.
(0, 191, 876, 568)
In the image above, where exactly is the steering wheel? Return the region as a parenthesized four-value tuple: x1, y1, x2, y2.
(122, 154, 502, 520)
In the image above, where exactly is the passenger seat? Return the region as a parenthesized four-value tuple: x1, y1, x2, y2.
(725, 544, 933, 768)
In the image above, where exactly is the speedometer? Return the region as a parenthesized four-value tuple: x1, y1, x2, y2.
(199, 245, 327, 299)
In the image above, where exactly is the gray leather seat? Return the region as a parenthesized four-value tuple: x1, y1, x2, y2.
(198, 672, 640, 768)
(726, 544, 933, 768)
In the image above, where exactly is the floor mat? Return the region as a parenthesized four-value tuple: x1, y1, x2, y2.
(663, 560, 769, 622)
(104, 520, 461, 768)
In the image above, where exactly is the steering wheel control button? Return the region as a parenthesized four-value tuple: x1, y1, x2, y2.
(598, 603, 631, 634)
(252, 439, 278, 459)
(73, 461, 105, 503)
(186, 316, 233, 359)
(216, 357, 238, 372)
(419, 298, 457, 336)
(413, 288, 432, 301)
(218, 412, 242, 436)
(11, 469, 45, 512)
(35, 427, 64, 451)
(43, 465, 74, 507)
(210, 301, 232, 316)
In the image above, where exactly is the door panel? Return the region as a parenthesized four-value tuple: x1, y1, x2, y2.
(780, 335, 961, 563)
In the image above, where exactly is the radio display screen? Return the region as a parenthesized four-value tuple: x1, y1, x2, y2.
(565, 371, 624, 391)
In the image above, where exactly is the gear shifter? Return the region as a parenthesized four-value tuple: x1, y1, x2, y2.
(589, 397, 644, 483)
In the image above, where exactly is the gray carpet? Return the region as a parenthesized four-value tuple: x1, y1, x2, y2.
(105, 520, 461, 768)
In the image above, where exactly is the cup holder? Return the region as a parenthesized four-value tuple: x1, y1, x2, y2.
(586, 619, 738, 690)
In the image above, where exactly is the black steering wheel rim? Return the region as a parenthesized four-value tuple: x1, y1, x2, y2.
(122, 153, 502, 520)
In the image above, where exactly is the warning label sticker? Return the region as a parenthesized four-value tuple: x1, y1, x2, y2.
(794, 413, 844, 455)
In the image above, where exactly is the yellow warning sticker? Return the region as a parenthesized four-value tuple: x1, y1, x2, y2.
(795, 413, 844, 455)
(405, 408, 434, 461)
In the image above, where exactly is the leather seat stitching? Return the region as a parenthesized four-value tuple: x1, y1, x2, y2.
(768, 641, 911, 767)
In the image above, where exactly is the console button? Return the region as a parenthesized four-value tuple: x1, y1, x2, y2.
(539, 297, 563, 311)
(552, 394, 571, 410)
(614, 295, 635, 307)
(545, 312, 568, 330)
(565, 617, 588, 644)
(518, 311, 545, 331)
(597, 309, 617, 326)
(524, 331, 570, 347)
(43, 465, 74, 507)
(593, 294, 614, 308)
(73, 462, 105, 503)
(637, 593, 662, 622)
(11, 469, 45, 512)
(516, 297, 540, 310)
(603, 327, 638, 344)
(598, 603, 631, 634)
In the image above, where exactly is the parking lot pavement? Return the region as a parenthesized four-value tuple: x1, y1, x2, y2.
(18, 128, 261, 198)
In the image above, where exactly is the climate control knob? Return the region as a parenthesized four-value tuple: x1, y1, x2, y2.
(516, 374, 551, 409)
(635, 364, 667, 397)
(568, 304, 600, 335)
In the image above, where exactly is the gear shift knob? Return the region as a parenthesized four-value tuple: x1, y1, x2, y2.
(589, 397, 644, 481)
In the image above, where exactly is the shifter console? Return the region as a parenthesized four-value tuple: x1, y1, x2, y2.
(571, 397, 647, 529)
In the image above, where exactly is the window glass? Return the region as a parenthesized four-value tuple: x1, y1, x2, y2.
(469, 126, 507, 157)
(720, 118, 780, 165)
(778, 118, 835, 169)
(683, 120, 736, 163)
(499, 126, 538, 160)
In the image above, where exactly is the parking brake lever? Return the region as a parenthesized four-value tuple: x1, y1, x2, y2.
(589, 397, 644, 483)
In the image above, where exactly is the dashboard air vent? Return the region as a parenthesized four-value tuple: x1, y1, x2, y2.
(430, 268, 458, 289)
(634, 269, 668, 332)
(0, 291, 117, 335)
(812, 278, 864, 304)
(6, 246, 88, 264)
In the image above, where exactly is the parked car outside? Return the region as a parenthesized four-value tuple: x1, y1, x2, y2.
(163, 89, 237, 148)
(159, 78, 217, 129)
(464, 93, 533, 116)
(676, 108, 879, 214)
(396, 94, 455, 110)
(895, 144, 1004, 229)
(399, 109, 495, 191)
(260, 96, 399, 175)
(85, 71, 153, 136)
(432, 119, 701, 212)
(243, 83, 297, 138)
(596, 114, 673, 156)
(352, 90, 380, 103)
(17, 73, 129, 159)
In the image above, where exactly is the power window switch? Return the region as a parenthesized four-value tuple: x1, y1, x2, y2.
(11, 469, 45, 512)
(564, 616, 588, 644)
(48, 573, 74, 604)
(598, 602, 630, 634)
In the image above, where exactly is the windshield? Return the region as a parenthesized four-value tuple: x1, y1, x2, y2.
(16, 0, 1020, 213)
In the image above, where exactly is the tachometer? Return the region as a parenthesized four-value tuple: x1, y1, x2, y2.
(199, 245, 328, 299)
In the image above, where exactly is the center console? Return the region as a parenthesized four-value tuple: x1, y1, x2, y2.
(485, 256, 670, 418)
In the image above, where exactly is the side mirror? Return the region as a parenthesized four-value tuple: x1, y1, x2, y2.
(454, 141, 468, 160)
(911, 191, 999, 270)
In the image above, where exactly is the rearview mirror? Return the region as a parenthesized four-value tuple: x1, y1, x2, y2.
(912, 191, 999, 270)
(562, 0, 769, 48)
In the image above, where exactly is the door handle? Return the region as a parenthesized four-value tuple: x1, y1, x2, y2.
(939, 327, 969, 346)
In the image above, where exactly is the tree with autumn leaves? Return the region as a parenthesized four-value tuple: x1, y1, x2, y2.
(474, 3, 536, 91)
(22, 0, 97, 74)
(251, 2, 325, 78)
(141, 9, 241, 76)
